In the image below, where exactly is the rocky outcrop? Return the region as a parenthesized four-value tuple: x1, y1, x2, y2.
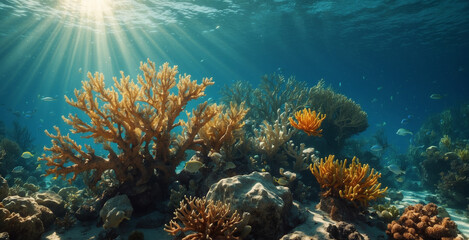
(99, 195, 133, 229)
(206, 171, 306, 240)
(327, 222, 365, 240)
(33, 191, 66, 217)
(0, 196, 54, 240)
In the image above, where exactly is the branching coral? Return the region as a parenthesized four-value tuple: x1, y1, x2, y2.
(310, 155, 387, 206)
(164, 196, 243, 240)
(386, 203, 463, 240)
(198, 102, 249, 155)
(289, 108, 326, 136)
(39, 59, 219, 190)
(252, 107, 296, 158)
(306, 80, 368, 150)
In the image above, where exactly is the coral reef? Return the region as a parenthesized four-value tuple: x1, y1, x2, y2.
(386, 203, 463, 240)
(206, 171, 305, 240)
(305, 80, 368, 151)
(310, 155, 387, 207)
(246, 73, 311, 123)
(289, 108, 326, 136)
(164, 196, 245, 240)
(198, 102, 249, 156)
(38, 59, 227, 200)
(0, 138, 21, 177)
(372, 203, 401, 223)
(55, 212, 76, 231)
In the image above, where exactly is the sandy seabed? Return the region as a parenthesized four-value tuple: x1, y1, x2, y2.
(41, 190, 468, 240)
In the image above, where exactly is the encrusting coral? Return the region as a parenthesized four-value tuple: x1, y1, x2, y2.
(38, 59, 230, 193)
(289, 108, 326, 136)
(386, 203, 463, 240)
(164, 196, 244, 240)
(310, 155, 387, 207)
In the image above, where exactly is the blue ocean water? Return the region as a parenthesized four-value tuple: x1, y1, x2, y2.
(1, 1, 468, 155)
(0, 1, 468, 239)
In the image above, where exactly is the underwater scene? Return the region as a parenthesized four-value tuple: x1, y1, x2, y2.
(1, 1, 469, 239)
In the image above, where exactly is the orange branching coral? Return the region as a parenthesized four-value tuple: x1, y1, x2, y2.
(165, 196, 243, 240)
(198, 102, 249, 154)
(289, 108, 326, 136)
(310, 155, 387, 206)
(38, 59, 218, 188)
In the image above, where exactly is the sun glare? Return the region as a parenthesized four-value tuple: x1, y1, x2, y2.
(79, 0, 113, 17)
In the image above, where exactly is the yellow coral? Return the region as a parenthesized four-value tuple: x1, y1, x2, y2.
(39, 59, 218, 188)
(198, 102, 249, 154)
(310, 155, 387, 206)
(164, 196, 243, 240)
(289, 108, 326, 136)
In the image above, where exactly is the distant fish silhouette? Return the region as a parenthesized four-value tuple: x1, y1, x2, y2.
(370, 144, 383, 152)
(21, 151, 34, 158)
(396, 128, 413, 136)
(430, 94, 442, 100)
(40, 96, 56, 102)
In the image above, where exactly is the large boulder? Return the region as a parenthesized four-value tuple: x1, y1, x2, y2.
(206, 171, 305, 240)
(33, 191, 66, 217)
(0, 196, 54, 240)
(99, 195, 133, 229)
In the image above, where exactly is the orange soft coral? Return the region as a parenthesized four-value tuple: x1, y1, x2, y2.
(289, 108, 326, 136)
(310, 155, 387, 206)
(165, 196, 244, 240)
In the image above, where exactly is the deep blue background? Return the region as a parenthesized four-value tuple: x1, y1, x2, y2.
(0, 0, 468, 154)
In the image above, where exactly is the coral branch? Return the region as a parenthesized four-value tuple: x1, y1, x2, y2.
(164, 196, 243, 240)
(39, 59, 216, 190)
(289, 108, 326, 136)
(310, 155, 387, 206)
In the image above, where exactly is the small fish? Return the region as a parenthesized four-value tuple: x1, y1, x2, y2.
(430, 94, 442, 100)
(395, 176, 405, 183)
(36, 164, 42, 170)
(377, 86, 383, 91)
(11, 166, 24, 173)
(371, 98, 378, 103)
(396, 128, 413, 136)
(387, 164, 406, 175)
(21, 151, 34, 158)
(183, 159, 204, 173)
(401, 118, 409, 125)
(78, 67, 82, 73)
(40, 96, 56, 102)
(370, 144, 383, 152)
(224, 162, 236, 170)
(274, 177, 289, 186)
